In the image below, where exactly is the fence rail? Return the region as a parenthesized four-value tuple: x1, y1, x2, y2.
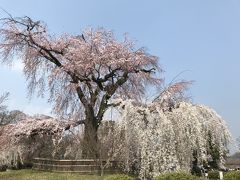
(32, 158, 120, 174)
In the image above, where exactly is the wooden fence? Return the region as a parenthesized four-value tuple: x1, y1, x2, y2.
(32, 158, 120, 174)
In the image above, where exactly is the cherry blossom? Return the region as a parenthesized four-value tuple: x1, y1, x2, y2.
(0, 16, 161, 157)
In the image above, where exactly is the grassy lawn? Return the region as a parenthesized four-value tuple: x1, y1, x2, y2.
(0, 169, 103, 180)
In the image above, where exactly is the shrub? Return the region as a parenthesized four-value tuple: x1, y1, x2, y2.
(223, 171, 240, 180)
(0, 165, 7, 172)
(104, 174, 134, 180)
(155, 172, 203, 180)
(208, 170, 220, 180)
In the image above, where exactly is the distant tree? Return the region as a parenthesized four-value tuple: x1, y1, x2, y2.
(0, 110, 27, 126)
(0, 92, 27, 126)
(237, 137, 240, 150)
(0, 92, 9, 112)
(0, 93, 8, 126)
(0, 16, 161, 157)
(0, 92, 11, 126)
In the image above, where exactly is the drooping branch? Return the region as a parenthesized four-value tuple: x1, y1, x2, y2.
(64, 119, 85, 131)
(153, 80, 193, 111)
(0, 116, 85, 139)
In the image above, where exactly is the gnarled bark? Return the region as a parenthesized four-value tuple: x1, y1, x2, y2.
(82, 108, 99, 158)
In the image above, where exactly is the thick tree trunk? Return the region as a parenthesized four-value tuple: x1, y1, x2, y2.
(82, 108, 99, 158)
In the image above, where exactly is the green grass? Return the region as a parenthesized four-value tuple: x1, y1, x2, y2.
(0, 169, 102, 180)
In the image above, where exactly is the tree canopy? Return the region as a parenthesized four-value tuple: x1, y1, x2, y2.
(0, 15, 163, 157)
(0, 16, 160, 119)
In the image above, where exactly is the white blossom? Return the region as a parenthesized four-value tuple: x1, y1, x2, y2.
(112, 100, 231, 179)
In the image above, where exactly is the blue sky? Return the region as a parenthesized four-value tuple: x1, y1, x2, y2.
(0, 0, 239, 149)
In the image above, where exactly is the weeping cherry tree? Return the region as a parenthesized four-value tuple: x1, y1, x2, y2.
(0, 16, 161, 157)
(106, 87, 232, 179)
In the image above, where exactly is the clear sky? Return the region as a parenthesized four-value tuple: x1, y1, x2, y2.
(0, 0, 239, 149)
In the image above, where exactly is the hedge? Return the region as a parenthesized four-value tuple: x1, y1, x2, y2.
(208, 170, 220, 180)
(155, 172, 203, 180)
(104, 174, 134, 180)
(223, 171, 240, 180)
